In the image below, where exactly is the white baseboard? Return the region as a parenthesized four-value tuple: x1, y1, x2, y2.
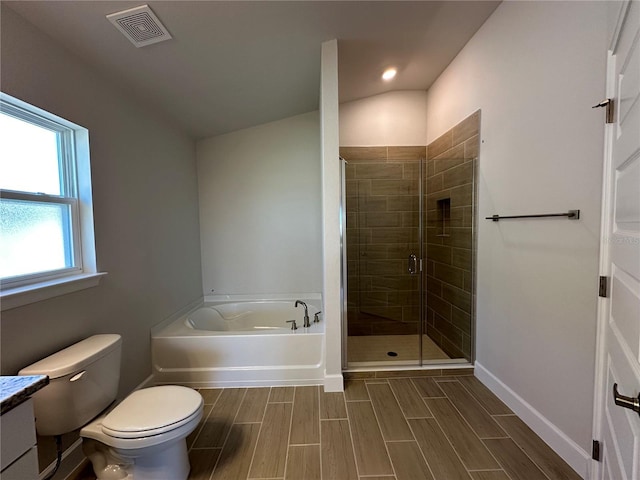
(154, 378, 324, 388)
(324, 373, 344, 392)
(474, 362, 590, 479)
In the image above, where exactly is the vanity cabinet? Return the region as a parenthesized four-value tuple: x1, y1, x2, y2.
(1, 375, 49, 480)
(0, 398, 39, 479)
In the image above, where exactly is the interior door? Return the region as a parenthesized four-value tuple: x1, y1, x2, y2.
(592, 1, 640, 479)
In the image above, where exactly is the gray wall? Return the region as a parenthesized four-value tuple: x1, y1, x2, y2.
(0, 6, 203, 396)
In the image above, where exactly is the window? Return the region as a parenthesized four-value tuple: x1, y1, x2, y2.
(0, 93, 103, 309)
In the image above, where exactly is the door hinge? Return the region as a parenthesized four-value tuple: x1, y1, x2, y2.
(592, 440, 601, 461)
(592, 99, 615, 124)
(599, 276, 609, 298)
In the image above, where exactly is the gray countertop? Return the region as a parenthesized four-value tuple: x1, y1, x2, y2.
(0, 375, 49, 415)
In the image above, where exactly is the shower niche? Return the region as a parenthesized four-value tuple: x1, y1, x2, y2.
(341, 111, 479, 368)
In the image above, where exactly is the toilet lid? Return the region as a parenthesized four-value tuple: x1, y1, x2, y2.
(101, 386, 203, 439)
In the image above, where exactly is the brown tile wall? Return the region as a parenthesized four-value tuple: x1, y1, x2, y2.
(425, 111, 479, 359)
(341, 146, 426, 336)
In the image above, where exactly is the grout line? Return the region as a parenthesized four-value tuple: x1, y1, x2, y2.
(187, 408, 210, 452)
(483, 435, 554, 480)
(455, 376, 509, 416)
(439, 379, 506, 440)
(318, 401, 324, 480)
(405, 419, 438, 480)
(467, 468, 510, 472)
(318, 387, 322, 480)
(424, 397, 488, 474)
(280, 385, 297, 480)
(344, 395, 363, 478)
(208, 388, 249, 479)
(358, 476, 396, 478)
(244, 389, 272, 480)
(364, 382, 398, 479)
(257, 387, 270, 424)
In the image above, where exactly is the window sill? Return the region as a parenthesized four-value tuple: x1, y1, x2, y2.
(1, 272, 107, 312)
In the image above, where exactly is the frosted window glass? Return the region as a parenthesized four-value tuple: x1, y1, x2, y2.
(0, 199, 72, 279)
(0, 112, 61, 195)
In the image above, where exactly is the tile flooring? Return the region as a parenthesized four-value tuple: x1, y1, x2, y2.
(181, 370, 582, 480)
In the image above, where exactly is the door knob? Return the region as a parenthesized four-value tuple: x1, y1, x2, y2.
(613, 383, 640, 417)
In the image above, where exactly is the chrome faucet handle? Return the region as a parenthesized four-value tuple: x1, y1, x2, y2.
(314, 311, 322, 323)
(286, 320, 298, 330)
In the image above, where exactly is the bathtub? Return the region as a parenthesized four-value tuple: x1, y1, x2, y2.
(151, 294, 324, 387)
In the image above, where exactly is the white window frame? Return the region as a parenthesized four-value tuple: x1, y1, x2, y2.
(0, 93, 105, 310)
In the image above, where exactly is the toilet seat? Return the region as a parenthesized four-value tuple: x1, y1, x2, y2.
(101, 386, 203, 439)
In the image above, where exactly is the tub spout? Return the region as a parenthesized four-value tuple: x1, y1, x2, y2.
(295, 300, 310, 328)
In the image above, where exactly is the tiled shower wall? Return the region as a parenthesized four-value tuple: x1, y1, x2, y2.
(425, 111, 479, 359)
(341, 146, 425, 336)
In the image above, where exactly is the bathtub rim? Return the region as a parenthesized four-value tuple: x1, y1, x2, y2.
(151, 292, 322, 336)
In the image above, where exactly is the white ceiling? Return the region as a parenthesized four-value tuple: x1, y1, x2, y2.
(5, 1, 500, 139)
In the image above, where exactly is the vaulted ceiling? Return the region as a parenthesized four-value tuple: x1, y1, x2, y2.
(4, 1, 500, 139)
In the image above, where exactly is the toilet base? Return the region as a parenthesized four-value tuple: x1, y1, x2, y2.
(83, 437, 190, 480)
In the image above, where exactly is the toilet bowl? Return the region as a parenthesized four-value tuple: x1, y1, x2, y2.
(18, 335, 204, 480)
(81, 386, 203, 480)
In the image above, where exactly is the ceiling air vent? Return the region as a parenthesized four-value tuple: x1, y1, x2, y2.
(107, 5, 172, 48)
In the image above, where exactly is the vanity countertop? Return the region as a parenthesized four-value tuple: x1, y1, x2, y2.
(0, 375, 48, 415)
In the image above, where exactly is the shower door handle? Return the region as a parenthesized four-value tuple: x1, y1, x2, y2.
(408, 254, 418, 275)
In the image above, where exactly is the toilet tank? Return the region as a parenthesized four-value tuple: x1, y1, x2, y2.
(19, 334, 122, 436)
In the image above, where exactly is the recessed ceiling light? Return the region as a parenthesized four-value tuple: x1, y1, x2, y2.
(382, 68, 397, 81)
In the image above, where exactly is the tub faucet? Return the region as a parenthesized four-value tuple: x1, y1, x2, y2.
(295, 300, 310, 328)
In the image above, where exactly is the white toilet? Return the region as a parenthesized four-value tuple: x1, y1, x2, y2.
(19, 334, 203, 480)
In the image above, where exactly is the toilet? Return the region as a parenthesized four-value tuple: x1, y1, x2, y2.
(19, 334, 203, 480)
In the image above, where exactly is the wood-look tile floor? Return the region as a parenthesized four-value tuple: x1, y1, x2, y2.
(184, 372, 582, 480)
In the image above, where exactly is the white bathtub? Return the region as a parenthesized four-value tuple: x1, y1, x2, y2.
(151, 295, 324, 387)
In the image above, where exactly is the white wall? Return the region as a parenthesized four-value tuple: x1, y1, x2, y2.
(0, 6, 203, 395)
(197, 111, 322, 295)
(320, 39, 343, 391)
(425, 1, 607, 475)
(340, 90, 427, 146)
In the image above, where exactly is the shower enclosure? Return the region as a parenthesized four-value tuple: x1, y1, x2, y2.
(341, 111, 479, 369)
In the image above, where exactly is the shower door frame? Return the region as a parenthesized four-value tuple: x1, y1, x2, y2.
(340, 154, 426, 369)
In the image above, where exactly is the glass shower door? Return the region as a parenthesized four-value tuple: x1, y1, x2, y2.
(342, 147, 424, 367)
